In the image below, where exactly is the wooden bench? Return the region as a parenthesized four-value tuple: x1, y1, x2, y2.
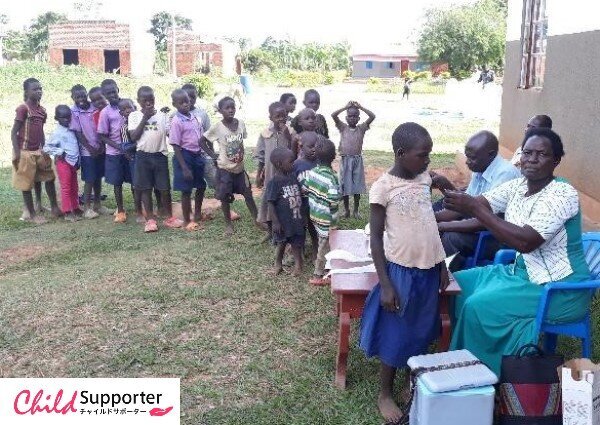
(329, 229, 461, 389)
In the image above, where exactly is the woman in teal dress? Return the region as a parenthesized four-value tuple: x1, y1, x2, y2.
(443, 128, 590, 375)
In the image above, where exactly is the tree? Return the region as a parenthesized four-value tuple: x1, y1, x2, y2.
(27, 12, 67, 60)
(417, 0, 506, 78)
(148, 12, 193, 51)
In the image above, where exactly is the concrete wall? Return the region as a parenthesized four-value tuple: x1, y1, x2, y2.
(500, 0, 600, 222)
(352, 61, 401, 78)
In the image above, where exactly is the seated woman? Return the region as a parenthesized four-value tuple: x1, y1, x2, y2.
(443, 127, 590, 375)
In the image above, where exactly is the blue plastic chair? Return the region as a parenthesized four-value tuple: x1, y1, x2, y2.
(464, 231, 498, 269)
(493, 232, 600, 357)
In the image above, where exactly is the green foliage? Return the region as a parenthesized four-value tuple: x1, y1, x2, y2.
(4, 30, 32, 61)
(255, 69, 346, 88)
(366, 77, 445, 95)
(1, 12, 67, 60)
(148, 11, 193, 52)
(401, 70, 416, 80)
(439, 71, 452, 80)
(183, 74, 214, 99)
(417, 0, 506, 76)
(242, 38, 350, 74)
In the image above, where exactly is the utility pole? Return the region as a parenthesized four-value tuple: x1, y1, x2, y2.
(171, 13, 177, 78)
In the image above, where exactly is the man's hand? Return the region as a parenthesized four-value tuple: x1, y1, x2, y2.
(183, 166, 193, 181)
(430, 171, 456, 193)
(12, 150, 21, 168)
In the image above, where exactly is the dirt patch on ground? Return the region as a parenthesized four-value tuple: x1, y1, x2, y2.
(0, 245, 46, 273)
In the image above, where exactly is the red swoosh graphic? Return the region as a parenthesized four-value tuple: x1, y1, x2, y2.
(149, 406, 173, 416)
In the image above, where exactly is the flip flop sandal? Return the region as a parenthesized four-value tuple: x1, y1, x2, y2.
(185, 222, 202, 232)
(144, 219, 159, 233)
(309, 277, 331, 287)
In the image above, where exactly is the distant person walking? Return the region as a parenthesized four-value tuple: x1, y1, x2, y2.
(402, 78, 412, 100)
(477, 67, 495, 89)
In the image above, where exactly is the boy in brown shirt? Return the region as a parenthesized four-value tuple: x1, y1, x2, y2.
(11, 78, 60, 223)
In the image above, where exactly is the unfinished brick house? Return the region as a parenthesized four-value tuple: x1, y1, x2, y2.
(167, 32, 238, 76)
(48, 20, 154, 76)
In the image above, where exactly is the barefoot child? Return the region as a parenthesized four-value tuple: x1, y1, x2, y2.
(199, 97, 260, 236)
(11, 77, 60, 224)
(302, 138, 340, 286)
(70, 84, 107, 219)
(98, 79, 136, 223)
(129, 86, 181, 232)
(255, 102, 292, 234)
(266, 147, 305, 276)
(43, 105, 81, 222)
(169, 89, 207, 231)
(331, 101, 375, 218)
(359, 122, 450, 424)
(293, 131, 319, 258)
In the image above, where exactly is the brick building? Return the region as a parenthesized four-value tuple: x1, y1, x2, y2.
(167, 31, 238, 77)
(48, 20, 154, 76)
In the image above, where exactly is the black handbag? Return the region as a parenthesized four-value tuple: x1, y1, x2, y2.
(498, 343, 564, 425)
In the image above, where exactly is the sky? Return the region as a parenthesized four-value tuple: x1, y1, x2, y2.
(3, 0, 476, 49)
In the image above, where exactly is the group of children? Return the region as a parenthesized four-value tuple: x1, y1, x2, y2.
(12, 76, 468, 423)
(11, 79, 377, 283)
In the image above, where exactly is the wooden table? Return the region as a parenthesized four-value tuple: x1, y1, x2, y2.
(329, 229, 461, 389)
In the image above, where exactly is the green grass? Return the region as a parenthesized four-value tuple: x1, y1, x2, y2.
(0, 151, 453, 424)
(0, 150, 597, 423)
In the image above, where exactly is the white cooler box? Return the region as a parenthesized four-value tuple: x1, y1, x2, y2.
(408, 350, 498, 425)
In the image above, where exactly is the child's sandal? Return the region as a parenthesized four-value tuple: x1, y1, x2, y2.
(184, 222, 202, 232)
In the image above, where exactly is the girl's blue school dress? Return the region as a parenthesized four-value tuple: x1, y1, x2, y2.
(359, 172, 446, 368)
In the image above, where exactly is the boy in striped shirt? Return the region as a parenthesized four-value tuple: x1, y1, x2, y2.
(302, 138, 341, 286)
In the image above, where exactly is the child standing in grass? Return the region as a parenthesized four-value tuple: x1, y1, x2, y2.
(255, 102, 292, 234)
(359, 122, 450, 425)
(98, 79, 135, 223)
(70, 84, 107, 219)
(331, 101, 376, 218)
(11, 77, 61, 224)
(129, 86, 182, 232)
(199, 97, 260, 236)
(290, 108, 317, 157)
(266, 147, 305, 276)
(43, 105, 81, 222)
(294, 131, 319, 258)
(291, 89, 328, 138)
(169, 89, 207, 231)
(302, 138, 340, 286)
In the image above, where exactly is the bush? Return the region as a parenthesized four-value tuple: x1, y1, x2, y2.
(323, 72, 335, 85)
(401, 70, 417, 81)
(183, 74, 214, 99)
(439, 71, 451, 80)
(454, 70, 473, 80)
(414, 71, 432, 81)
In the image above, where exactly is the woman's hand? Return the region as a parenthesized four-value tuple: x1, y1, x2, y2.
(443, 190, 480, 216)
(380, 283, 400, 312)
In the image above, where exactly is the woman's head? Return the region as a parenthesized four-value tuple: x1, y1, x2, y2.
(391, 122, 433, 177)
(520, 127, 564, 181)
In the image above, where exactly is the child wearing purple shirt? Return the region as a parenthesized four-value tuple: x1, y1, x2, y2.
(70, 84, 107, 219)
(98, 79, 132, 223)
(169, 89, 206, 231)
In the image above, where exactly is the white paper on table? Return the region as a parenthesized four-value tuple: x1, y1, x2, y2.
(445, 253, 458, 268)
(325, 264, 376, 277)
(325, 249, 372, 263)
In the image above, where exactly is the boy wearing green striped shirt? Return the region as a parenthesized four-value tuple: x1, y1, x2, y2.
(301, 138, 341, 286)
